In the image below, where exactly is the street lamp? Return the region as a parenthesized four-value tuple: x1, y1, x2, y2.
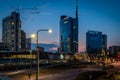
(31, 29, 52, 80)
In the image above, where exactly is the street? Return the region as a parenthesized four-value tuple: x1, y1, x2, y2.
(0, 62, 120, 80)
(2, 64, 102, 80)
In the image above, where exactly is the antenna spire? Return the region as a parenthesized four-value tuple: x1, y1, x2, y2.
(76, 0, 78, 19)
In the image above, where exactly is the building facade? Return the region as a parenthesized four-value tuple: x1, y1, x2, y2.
(21, 30, 26, 51)
(102, 34, 107, 52)
(2, 11, 22, 52)
(60, 0, 78, 53)
(109, 46, 120, 57)
(0, 42, 9, 52)
(86, 31, 102, 54)
(38, 46, 44, 52)
(86, 31, 107, 55)
(26, 38, 31, 50)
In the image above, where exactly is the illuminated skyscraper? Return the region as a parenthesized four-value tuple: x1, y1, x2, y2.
(2, 11, 22, 52)
(60, 0, 78, 53)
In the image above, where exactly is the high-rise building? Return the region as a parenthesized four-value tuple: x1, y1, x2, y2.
(86, 30, 107, 55)
(2, 11, 21, 52)
(21, 30, 26, 51)
(60, 0, 78, 53)
(26, 38, 31, 50)
(102, 34, 107, 51)
(109, 46, 120, 57)
(86, 31, 102, 54)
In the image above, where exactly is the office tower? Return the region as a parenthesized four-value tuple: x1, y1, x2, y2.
(2, 11, 21, 52)
(21, 30, 26, 51)
(26, 38, 31, 50)
(60, 0, 78, 53)
(86, 30, 107, 55)
(86, 31, 102, 54)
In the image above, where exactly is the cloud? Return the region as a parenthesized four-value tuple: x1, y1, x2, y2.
(31, 43, 58, 52)
(49, 47, 58, 51)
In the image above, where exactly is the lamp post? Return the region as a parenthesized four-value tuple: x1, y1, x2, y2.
(31, 29, 52, 80)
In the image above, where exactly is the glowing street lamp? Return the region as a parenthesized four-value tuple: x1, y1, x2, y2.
(48, 29, 52, 33)
(31, 29, 52, 80)
(30, 33, 36, 38)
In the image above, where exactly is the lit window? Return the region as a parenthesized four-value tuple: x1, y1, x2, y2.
(11, 47, 14, 51)
(11, 21, 14, 25)
(64, 21, 68, 24)
(64, 16, 69, 20)
(73, 41, 78, 44)
(11, 29, 14, 32)
(12, 35, 14, 37)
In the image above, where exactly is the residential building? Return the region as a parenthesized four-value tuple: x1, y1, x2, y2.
(2, 11, 21, 52)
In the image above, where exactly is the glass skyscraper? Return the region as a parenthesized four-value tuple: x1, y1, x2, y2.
(86, 31, 107, 54)
(60, 0, 78, 53)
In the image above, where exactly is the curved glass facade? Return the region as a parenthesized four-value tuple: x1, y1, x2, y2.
(60, 15, 78, 53)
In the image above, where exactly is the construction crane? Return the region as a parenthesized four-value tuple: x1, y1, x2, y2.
(16, 7, 41, 14)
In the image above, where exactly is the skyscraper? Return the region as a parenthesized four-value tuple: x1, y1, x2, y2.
(60, 0, 78, 53)
(102, 34, 107, 51)
(2, 11, 21, 52)
(86, 31, 107, 55)
(86, 31, 102, 54)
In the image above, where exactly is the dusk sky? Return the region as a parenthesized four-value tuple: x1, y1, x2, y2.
(0, 0, 120, 52)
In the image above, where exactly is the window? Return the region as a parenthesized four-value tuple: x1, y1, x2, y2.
(64, 21, 68, 24)
(11, 21, 14, 25)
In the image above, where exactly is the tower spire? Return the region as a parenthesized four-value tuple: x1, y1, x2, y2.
(76, 0, 78, 19)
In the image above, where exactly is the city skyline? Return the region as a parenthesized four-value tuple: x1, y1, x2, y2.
(0, 0, 120, 52)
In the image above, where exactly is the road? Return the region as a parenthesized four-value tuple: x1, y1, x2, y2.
(0, 64, 104, 80)
(34, 69, 80, 80)
(8, 65, 102, 80)
(8, 69, 81, 80)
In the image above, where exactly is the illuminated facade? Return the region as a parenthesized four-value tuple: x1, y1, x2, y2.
(2, 11, 22, 52)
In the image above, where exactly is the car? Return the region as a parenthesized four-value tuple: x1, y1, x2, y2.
(105, 65, 114, 70)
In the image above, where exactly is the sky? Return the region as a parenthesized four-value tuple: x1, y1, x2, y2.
(0, 0, 120, 52)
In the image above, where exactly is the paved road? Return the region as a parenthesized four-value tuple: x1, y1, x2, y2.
(10, 65, 102, 80)
(9, 69, 81, 80)
(1, 65, 103, 80)
(38, 69, 80, 80)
